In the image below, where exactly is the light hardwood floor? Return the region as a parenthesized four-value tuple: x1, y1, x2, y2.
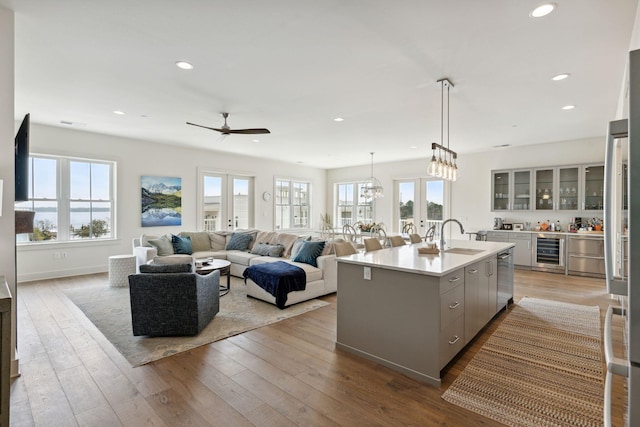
(10, 270, 628, 426)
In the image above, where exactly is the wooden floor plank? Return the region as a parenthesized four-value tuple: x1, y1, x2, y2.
(9, 270, 628, 426)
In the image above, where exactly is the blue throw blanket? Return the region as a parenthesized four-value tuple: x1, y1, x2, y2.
(243, 261, 306, 309)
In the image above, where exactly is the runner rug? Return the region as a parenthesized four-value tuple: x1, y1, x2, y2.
(65, 277, 328, 367)
(442, 297, 603, 427)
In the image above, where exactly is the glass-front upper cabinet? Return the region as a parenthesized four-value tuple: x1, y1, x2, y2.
(534, 168, 555, 211)
(557, 166, 580, 211)
(512, 170, 532, 211)
(492, 171, 510, 211)
(582, 164, 604, 211)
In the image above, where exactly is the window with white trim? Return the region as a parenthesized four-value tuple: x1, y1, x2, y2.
(15, 154, 116, 243)
(275, 179, 310, 229)
(335, 182, 373, 227)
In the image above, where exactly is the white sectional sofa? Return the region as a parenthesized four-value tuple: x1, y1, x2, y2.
(132, 229, 338, 307)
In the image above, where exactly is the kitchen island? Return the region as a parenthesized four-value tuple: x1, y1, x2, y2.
(336, 239, 514, 386)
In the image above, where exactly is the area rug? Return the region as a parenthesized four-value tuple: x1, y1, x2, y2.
(64, 278, 329, 367)
(442, 297, 603, 427)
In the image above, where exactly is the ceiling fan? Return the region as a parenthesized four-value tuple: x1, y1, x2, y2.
(186, 112, 270, 136)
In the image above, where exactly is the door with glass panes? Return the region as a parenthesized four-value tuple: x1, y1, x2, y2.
(200, 172, 253, 231)
(395, 178, 446, 236)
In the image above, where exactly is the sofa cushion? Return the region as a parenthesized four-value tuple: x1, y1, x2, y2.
(209, 231, 229, 251)
(226, 250, 261, 266)
(151, 254, 194, 265)
(226, 232, 254, 251)
(274, 233, 300, 257)
(251, 243, 285, 257)
(292, 240, 325, 267)
(172, 234, 193, 254)
(284, 260, 323, 282)
(255, 231, 278, 245)
(180, 231, 211, 252)
(192, 250, 227, 260)
(148, 235, 174, 256)
(140, 263, 192, 273)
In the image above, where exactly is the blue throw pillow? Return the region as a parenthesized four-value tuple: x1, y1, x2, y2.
(292, 240, 326, 267)
(226, 232, 254, 251)
(171, 234, 193, 254)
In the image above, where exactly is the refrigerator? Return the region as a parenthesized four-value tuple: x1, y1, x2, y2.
(603, 48, 639, 427)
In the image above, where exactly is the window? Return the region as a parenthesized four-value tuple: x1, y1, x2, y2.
(335, 182, 373, 227)
(275, 179, 310, 229)
(16, 154, 115, 243)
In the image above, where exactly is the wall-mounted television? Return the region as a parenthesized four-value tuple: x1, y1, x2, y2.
(15, 113, 30, 202)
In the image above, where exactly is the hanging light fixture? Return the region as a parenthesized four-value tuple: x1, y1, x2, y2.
(427, 78, 458, 182)
(361, 152, 384, 199)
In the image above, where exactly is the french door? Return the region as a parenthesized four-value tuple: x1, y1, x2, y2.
(395, 178, 446, 234)
(199, 171, 254, 231)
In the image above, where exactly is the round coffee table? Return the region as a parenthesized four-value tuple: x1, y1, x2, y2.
(196, 259, 231, 296)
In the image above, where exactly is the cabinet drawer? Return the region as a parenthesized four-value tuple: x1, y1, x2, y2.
(440, 284, 464, 330)
(439, 315, 465, 369)
(568, 237, 604, 256)
(439, 268, 464, 294)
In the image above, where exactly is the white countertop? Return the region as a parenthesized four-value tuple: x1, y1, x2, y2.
(336, 240, 515, 277)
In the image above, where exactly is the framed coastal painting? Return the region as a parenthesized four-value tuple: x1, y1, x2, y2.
(140, 175, 182, 227)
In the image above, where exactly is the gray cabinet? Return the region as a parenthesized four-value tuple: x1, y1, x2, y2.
(508, 232, 532, 267)
(464, 258, 497, 345)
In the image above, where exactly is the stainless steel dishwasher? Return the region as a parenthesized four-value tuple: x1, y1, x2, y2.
(497, 248, 514, 311)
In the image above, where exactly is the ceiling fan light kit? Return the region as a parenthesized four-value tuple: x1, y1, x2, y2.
(427, 78, 458, 182)
(186, 112, 270, 136)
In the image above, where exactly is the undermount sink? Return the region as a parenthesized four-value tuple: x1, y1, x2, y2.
(442, 248, 485, 255)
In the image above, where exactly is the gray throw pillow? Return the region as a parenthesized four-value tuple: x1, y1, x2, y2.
(147, 235, 174, 256)
(251, 243, 285, 257)
(139, 263, 192, 273)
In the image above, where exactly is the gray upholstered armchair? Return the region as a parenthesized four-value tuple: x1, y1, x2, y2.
(128, 263, 220, 336)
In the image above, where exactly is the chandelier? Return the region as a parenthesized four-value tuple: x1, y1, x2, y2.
(427, 78, 458, 181)
(361, 152, 384, 199)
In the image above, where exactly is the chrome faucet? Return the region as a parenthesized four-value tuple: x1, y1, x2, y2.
(440, 219, 465, 250)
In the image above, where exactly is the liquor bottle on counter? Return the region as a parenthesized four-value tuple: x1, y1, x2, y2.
(550, 220, 555, 231)
(556, 220, 562, 232)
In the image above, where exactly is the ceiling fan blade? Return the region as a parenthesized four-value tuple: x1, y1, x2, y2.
(227, 128, 271, 134)
(186, 122, 225, 133)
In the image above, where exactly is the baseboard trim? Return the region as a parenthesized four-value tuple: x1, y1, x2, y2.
(18, 266, 107, 283)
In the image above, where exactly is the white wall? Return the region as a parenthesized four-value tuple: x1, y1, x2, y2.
(327, 137, 606, 240)
(0, 6, 17, 375)
(17, 123, 327, 282)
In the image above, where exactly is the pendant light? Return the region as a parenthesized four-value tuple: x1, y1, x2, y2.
(427, 78, 458, 182)
(361, 152, 384, 199)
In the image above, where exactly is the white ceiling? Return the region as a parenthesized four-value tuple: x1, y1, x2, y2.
(1, 0, 638, 169)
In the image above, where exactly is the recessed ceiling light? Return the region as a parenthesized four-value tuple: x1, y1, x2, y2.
(333, 117, 344, 122)
(530, 3, 556, 18)
(562, 105, 576, 110)
(175, 61, 194, 70)
(552, 73, 570, 81)
(251, 139, 260, 143)
(410, 146, 417, 149)
(112, 110, 125, 115)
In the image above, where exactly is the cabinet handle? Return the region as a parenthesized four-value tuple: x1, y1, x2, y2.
(448, 336, 460, 345)
(468, 269, 478, 274)
(449, 301, 460, 310)
(448, 276, 461, 282)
